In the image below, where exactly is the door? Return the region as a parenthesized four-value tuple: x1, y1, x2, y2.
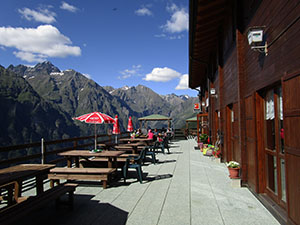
(245, 94, 258, 192)
(214, 111, 219, 144)
(232, 103, 240, 162)
(226, 105, 233, 161)
(282, 72, 300, 225)
(263, 86, 286, 209)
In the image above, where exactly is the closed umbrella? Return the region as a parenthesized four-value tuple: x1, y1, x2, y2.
(127, 116, 133, 132)
(73, 111, 115, 150)
(112, 115, 120, 143)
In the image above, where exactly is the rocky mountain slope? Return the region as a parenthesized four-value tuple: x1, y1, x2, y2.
(0, 65, 79, 148)
(1, 61, 198, 146)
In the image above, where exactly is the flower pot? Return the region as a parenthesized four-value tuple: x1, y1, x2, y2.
(198, 142, 203, 149)
(205, 149, 213, 156)
(228, 167, 240, 179)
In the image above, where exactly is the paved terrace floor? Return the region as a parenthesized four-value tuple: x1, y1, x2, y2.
(21, 139, 280, 225)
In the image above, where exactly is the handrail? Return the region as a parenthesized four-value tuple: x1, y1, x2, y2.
(0, 132, 130, 168)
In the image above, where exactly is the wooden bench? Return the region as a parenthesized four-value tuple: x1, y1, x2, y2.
(0, 183, 77, 225)
(119, 153, 139, 157)
(48, 167, 116, 189)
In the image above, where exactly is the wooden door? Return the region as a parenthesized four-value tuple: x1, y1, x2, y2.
(245, 94, 258, 192)
(263, 86, 286, 210)
(214, 111, 219, 143)
(226, 105, 233, 161)
(232, 103, 240, 162)
(221, 107, 227, 162)
(282, 72, 300, 225)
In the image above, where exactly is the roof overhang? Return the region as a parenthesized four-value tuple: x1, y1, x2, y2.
(189, 0, 227, 89)
(138, 114, 172, 121)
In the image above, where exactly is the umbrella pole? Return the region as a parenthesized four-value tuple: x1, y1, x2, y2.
(94, 123, 97, 150)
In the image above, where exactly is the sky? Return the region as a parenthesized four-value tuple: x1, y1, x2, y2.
(0, 0, 197, 97)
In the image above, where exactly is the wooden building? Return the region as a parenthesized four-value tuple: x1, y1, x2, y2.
(189, 1, 300, 224)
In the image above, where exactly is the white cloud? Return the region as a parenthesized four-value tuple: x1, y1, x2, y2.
(0, 25, 81, 62)
(60, 2, 78, 13)
(154, 34, 166, 38)
(176, 74, 189, 90)
(155, 33, 184, 40)
(13, 51, 46, 63)
(18, 7, 56, 23)
(119, 65, 142, 80)
(161, 4, 188, 33)
(135, 7, 152, 16)
(143, 67, 181, 82)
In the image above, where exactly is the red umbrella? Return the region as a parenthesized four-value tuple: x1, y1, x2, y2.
(127, 116, 133, 132)
(73, 111, 115, 150)
(113, 115, 120, 134)
(112, 115, 120, 143)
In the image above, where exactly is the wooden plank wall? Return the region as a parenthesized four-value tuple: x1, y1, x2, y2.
(221, 50, 238, 107)
(211, 1, 300, 223)
(244, 0, 300, 96)
(282, 72, 300, 225)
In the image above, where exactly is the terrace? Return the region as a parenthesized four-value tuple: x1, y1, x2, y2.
(7, 138, 279, 225)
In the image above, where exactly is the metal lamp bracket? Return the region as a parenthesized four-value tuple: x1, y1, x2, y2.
(251, 41, 268, 56)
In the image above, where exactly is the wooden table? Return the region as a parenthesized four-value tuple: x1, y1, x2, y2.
(0, 164, 55, 205)
(114, 143, 145, 154)
(119, 138, 153, 145)
(58, 150, 125, 168)
(97, 142, 117, 150)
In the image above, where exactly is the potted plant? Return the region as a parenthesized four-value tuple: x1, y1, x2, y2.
(199, 134, 208, 152)
(212, 147, 221, 158)
(199, 133, 208, 143)
(226, 161, 240, 179)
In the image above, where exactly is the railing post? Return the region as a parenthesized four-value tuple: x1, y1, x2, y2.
(41, 138, 45, 164)
(73, 140, 77, 150)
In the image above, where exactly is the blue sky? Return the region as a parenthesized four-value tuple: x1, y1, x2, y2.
(0, 0, 196, 96)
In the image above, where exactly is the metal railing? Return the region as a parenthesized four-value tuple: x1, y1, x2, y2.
(0, 132, 130, 168)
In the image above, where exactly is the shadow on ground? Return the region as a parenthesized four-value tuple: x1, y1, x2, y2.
(15, 194, 128, 225)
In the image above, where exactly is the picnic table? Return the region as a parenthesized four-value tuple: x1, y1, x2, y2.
(114, 143, 145, 154)
(0, 164, 55, 205)
(58, 150, 125, 168)
(97, 142, 117, 150)
(119, 138, 153, 145)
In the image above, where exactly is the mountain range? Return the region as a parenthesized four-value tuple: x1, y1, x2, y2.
(0, 61, 198, 147)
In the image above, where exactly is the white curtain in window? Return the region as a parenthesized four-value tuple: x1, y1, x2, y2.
(279, 95, 283, 120)
(265, 90, 274, 120)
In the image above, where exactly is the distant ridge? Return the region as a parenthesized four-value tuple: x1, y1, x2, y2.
(1, 61, 198, 147)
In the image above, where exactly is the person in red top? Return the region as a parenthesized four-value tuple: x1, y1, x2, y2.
(147, 129, 154, 139)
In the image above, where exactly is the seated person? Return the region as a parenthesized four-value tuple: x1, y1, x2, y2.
(136, 128, 142, 137)
(147, 129, 154, 139)
(157, 133, 163, 142)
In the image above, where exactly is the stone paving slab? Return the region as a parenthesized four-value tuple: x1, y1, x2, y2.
(19, 139, 280, 225)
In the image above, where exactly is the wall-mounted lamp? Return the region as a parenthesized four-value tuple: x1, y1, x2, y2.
(210, 88, 218, 98)
(247, 27, 268, 56)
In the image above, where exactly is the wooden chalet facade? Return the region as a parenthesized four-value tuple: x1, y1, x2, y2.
(189, 0, 300, 224)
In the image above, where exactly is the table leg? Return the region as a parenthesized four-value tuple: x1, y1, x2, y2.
(75, 157, 80, 168)
(36, 175, 45, 195)
(16, 180, 22, 197)
(113, 156, 117, 168)
(6, 184, 14, 206)
(133, 146, 138, 154)
(67, 157, 72, 168)
(107, 157, 112, 168)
